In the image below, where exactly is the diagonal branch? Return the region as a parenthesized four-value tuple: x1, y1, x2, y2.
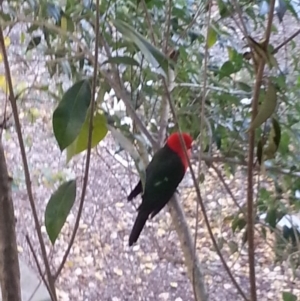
(272, 29, 300, 54)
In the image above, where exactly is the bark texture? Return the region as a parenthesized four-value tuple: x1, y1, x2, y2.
(0, 140, 21, 301)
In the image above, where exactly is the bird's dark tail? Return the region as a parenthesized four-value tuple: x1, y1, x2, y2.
(127, 180, 142, 201)
(129, 210, 148, 246)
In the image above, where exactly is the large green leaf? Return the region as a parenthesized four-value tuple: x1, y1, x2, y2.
(66, 111, 108, 163)
(53, 79, 91, 151)
(45, 180, 76, 245)
(113, 19, 170, 77)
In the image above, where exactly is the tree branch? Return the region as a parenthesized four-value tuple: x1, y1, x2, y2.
(272, 29, 300, 54)
(246, 1, 275, 300)
(168, 195, 208, 301)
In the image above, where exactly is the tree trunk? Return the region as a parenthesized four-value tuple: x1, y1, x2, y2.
(0, 139, 22, 301)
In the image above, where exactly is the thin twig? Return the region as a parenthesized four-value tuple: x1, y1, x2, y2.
(26, 235, 52, 300)
(194, 153, 300, 177)
(247, 61, 263, 301)
(272, 29, 300, 54)
(264, 0, 276, 45)
(0, 26, 57, 300)
(157, 0, 172, 145)
(246, 1, 276, 299)
(190, 1, 213, 300)
(140, 0, 156, 44)
(55, 0, 100, 279)
(230, 0, 260, 54)
(175, 82, 251, 96)
(175, 2, 207, 44)
(211, 163, 244, 213)
(163, 0, 172, 52)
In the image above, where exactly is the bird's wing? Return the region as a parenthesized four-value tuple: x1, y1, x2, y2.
(142, 147, 185, 207)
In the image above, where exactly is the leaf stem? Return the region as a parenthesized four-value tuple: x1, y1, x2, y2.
(55, 0, 100, 279)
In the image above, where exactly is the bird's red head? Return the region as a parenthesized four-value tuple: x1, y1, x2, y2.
(166, 132, 193, 170)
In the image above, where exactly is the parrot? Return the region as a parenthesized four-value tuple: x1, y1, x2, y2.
(127, 132, 193, 246)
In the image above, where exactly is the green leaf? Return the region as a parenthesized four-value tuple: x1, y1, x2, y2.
(248, 81, 277, 131)
(101, 56, 140, 67)
(53, 79, 91, 151)
(207, 26, 217, 48)
(228, 240, 238, 254)
(278, 131, 289, 155)
(271, 117, 281, 147)
(66, 112, 108, 163)
(266, 207, 277, 229)
(0, 12, 11, 22)
(108, 125, 146, 192)
(217, 0, 231, 18)
(236, 81, 252, 92)
(113, 19, 170, 77)
(45, 180, 76, 245)
(199, 173, 205, 183)
(60, 15, 74, 32)
(261, 226, 267, 239)
(26, 36, 42, 52)
(232, 216, 247, 232)
(263, 118, 281, 160)
(282, 291, 297, 301)
(219, 61, 235, 79)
